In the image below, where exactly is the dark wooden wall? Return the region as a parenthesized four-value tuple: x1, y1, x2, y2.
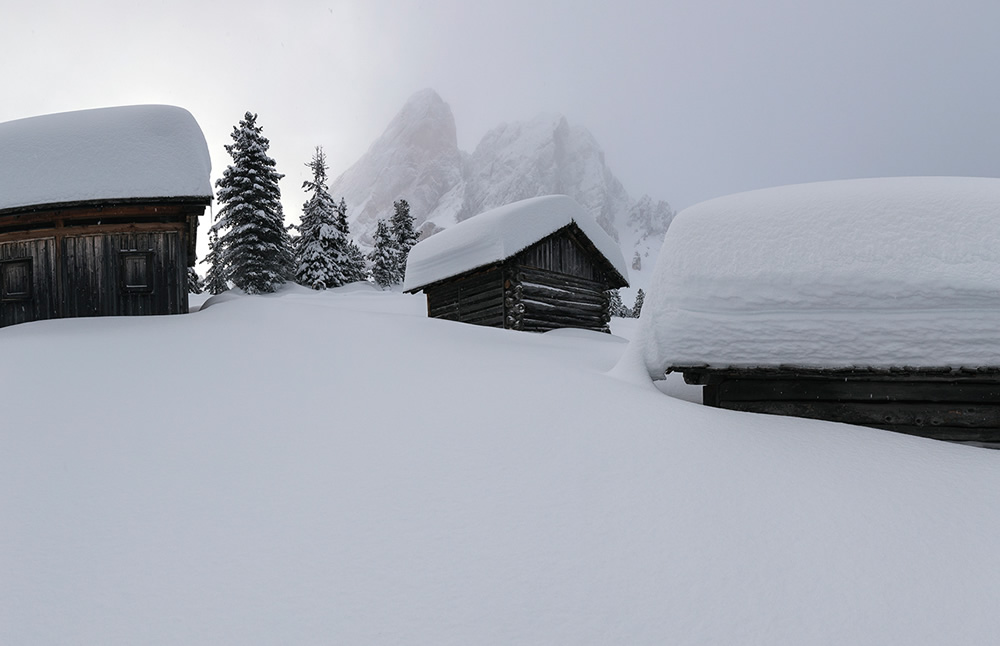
(507, 266, 609, 332)
(0, 202, 202, 328)
(425, 266, 504, 327)
(514, 228, 609, 284)
(0, 238, 58, 328)
(684, 367, 1000, 443)
(62, 231, 186, 319)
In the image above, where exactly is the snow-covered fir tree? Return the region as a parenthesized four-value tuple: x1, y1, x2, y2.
(336, 197, 368, 283)
(295, 147, 341, 290)
(212, 112, 293, 294)
(187, 267, 204, 294)
(607, 289, 627, 317)
(203, 228, 230, 295)
(390, 198, 418, 284)
(369, 219, 396, 289)
(632, 288, 645, 318)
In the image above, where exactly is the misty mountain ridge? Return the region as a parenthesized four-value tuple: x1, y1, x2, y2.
(330, 88, 674, 291)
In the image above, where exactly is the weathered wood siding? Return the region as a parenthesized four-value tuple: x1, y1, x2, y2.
(515, 227, 609, 284)
(685, 367, 1000, 443)
(418, 224, 622, 334)
(62, 231, 186, 319)
(0, 238, 58, 327)
(426, 266, 504, 327)
(510, 266, 609, 333)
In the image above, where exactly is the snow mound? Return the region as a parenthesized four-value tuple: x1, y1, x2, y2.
(638, 177, 1000, 375)
(403, 194, 629, 291)
(0, 104, 213, 213)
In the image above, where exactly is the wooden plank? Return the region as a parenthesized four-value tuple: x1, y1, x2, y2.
(523, 297, 605, 314)
(717, 379, 1000, 403)
(720, 400, 1000, 429)
(517, 266, 603, 291)
(520, 282, 606, 306)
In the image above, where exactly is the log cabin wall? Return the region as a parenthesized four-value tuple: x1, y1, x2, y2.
(425, 265, 504, 327)
(509, 227, 612, 332)
(683, 366, 1000, 443)
(0, 202, 203, 328)
(416, 224, 624, 334)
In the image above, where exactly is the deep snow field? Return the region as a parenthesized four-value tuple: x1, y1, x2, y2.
(4, 284, 1000, 645)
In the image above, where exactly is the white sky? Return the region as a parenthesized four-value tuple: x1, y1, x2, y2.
(3, 0, 998, 224)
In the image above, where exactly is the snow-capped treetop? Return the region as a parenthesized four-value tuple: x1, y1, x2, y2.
(0, 104, 212, 213)
(403, 194, 629, 291)
(637, 176, 1000, 375)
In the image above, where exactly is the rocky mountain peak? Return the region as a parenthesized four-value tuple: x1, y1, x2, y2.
(328, 89, 674, 295)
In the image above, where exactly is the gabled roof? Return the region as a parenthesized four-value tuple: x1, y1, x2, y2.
(403, 195, 629, 291)
(0, 105, 213, 215)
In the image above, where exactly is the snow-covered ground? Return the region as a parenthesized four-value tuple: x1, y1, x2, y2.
(5, 286, 1000, 645)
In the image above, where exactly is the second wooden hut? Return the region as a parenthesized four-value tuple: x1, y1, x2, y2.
(403, 195, 629, 332)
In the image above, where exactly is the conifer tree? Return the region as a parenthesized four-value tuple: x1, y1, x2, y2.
(335, 197, 368, 283)
(212, 111, 293, 294)
(204, 228, 230, 295)
(632, 288, 646, 318)
(389, 198, 418, 284)
(295, 147, 341, 290)
(607, 289, 626, 317)
(369, 219, 396, 289)
(187, 267, 204, 294)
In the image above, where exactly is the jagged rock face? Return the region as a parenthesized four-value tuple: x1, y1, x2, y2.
(328, 89, 675, 295)
(329, 88, 465, 246)
(459, 115, 632, 242)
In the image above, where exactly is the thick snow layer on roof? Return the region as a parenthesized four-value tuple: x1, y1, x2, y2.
(0, 105, 212, 213)
(403, 194, 628, 291)
(638, 177, 1000, 375)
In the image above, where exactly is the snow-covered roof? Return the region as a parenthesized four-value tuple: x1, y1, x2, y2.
(0, 105, 212, 214)
(638, 176, 1000, 376)
(403, 194, 629, 291)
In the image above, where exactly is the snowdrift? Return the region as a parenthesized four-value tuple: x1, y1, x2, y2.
(639, 177, 1000, 375)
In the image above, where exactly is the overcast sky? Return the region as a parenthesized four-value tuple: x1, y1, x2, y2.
(3, 0, 998, 222)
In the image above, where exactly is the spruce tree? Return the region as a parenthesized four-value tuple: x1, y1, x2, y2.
(187, 267, 204, 294)
(204, 228, 230, 295)
(607, 289, 626, 317)
(295, 147, 341, 290)
(212, 111, 293, 294)
(389, 198, 418, 284)
(335, 197, 368, 284)
(632, 288, 645, 318)
(369, 219, 396, 289)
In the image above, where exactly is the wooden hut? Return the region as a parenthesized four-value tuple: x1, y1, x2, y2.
(403, 195, 629, 332)
(0, 105, 213, 328)
(639, 177, 1000, 443)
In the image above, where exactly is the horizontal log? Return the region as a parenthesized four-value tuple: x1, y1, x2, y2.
(717, 379, 1000, 403)
(522, 314, 605, 329)
(679, 366, 1000, 385)
(516, 266, 604, 292)
(520, 282, 606, 306)
(523, 297, 605, 314)
(721, 400, 1000, 429)
(868, 425, 1000, 443)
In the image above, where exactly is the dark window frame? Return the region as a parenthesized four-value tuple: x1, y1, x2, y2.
(0, 257, 33, 302)
(119, 251, 154, 294)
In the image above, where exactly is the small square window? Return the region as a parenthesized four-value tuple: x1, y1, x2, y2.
(120, 251, 153, 293)
(1, 258, 32, 301)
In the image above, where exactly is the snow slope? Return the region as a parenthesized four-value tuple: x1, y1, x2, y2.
(0, 105, 212, 212)
(5, 287, 1000, 644)
(639, 177, 1000, 374)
